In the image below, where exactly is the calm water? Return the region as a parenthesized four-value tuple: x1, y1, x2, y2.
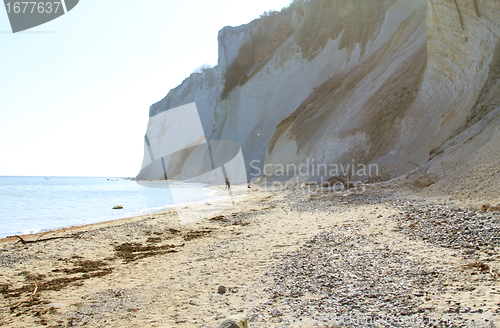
(0, 176, 219, 238)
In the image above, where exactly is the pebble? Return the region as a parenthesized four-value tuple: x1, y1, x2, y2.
(218, 285, 227, 294)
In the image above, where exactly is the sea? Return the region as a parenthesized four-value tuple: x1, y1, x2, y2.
(0, 176, 222, 239)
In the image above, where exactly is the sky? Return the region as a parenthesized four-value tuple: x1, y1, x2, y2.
(0, 0, 293, 177)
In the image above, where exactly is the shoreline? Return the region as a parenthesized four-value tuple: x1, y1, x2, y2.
(0, 208, 175, 245)
(0, 180, 249, 243)
(0, 184, 250, 245)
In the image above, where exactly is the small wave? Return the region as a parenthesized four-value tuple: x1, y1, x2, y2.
(16, 229, 43, 236)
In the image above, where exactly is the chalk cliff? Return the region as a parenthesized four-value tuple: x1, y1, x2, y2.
(139, 0, 500, 188)
(149, 66, 219, 137)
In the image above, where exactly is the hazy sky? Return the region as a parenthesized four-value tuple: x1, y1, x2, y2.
(0, 0, 293, 177)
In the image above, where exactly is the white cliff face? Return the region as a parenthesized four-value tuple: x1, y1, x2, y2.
(149, 66, 219, 137)
(212, 0, 430, 179)
(139, 0, 500, 184)
(258, 0, 500, 182)
(392, 0, 500, 159)
(265, 1, 428, 177)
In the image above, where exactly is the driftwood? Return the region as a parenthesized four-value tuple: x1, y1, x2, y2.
(10, 282, 38, 310)
(13, 232, 84, 245)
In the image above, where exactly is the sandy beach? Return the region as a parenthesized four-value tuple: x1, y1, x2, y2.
(0, 182, 499, 327)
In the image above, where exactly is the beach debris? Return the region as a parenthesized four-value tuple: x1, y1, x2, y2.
(167, 228, 181, 234)
(216, 314, 249, 328)
(113, 242, 183, 263)
(113, 205, 123, 209)
(209, 215, 229, 223)
(12, 232, 84, 246)
(217, 285, 227, 294)
(482, 203, 500, 212)
(183, 228, 213, 241)
(52, 260, 111, 275)
(2, 259, 113, 324)
(8, 281, 39, 311)
(464, 261, 490, 273)
(146, 237, 162, 243)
